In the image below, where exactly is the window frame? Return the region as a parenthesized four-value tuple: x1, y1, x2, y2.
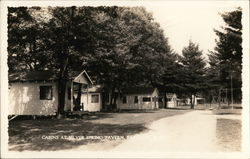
(91, 94, 99, 103)
(167, 98, 172, 102)
(40, 85, 53, 100)
(142, 97, 151, 102)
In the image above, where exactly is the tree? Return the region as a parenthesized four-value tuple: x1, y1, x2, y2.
(8, 7, 50, 72)
(8, 6, 175, 113)
(82, 7, 175, 109)
(208, 7, 242, 102)
(8, 7, 89, 117)
(180, 40, 206, 109)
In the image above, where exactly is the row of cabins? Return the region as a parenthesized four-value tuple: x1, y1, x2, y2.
(8, 70, 178, 116)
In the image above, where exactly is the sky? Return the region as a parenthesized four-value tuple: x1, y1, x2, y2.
(1, 0, 247, 60)
(143, 1, 244, 59)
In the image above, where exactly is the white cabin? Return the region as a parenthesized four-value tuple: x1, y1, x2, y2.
(8, 70, 93, 115)
(117, 87, 159, 110)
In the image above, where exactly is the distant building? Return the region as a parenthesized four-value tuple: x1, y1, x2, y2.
(166, 93, 177, 108)
(158, 92, 178, 108)
(184, 95, 205, 106)
(117, 87, 159, 110)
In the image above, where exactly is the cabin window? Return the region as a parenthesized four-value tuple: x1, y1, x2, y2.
(134, 96, 138, 103)
(40, 86, 52, 100)
(142, 97, 151, 102)
(91, 94, 99, 103)
(122, 96, 127, 104)
(67, 87, 71, 100)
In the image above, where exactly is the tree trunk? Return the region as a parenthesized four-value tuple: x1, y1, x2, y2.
(190, 95, 194, 109)
(57, 78, 67, 118)
(57, 49, 68, 119)
(76, 83, 82, 107)
(113, 92, 117, 111)
(110, 90, 114, 111)
(163, 91, 167, 109)
(109, 87, 118, 111)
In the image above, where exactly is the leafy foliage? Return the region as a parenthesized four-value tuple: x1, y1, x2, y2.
(8, 6, 175, 112)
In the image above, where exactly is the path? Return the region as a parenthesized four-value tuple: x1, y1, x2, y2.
(64, 110, 241, 152)
(112, 110, 222, 152)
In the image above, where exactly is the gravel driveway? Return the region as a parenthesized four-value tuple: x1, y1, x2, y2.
(112, 110, 241, 152)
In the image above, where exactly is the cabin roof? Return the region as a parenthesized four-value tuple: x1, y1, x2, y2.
(79, 84, 103, 93)
(9, 71, 56, 82)
(9, 70, 92, 84)
(166, 93, 176, 98)
(122, 87, 157, 95)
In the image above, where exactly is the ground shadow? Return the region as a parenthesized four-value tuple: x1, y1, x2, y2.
(165, 107, 191, 110)
(118, 110, 157, 113)
(8, 118, 147, 151)
(8, 109, 190, 151)
(74, 113, 116, 120)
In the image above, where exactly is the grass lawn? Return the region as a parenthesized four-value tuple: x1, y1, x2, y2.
(216, 118, 241, 151)
(9, 109, 189, 151)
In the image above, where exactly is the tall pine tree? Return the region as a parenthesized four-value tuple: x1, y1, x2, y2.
(180, 40, 206, 109)
(208, 7, 242, 102)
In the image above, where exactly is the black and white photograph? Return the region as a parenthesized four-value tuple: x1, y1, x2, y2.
(0, 0, 249, 158)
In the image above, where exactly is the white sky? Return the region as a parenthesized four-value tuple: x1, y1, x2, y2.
(144, 1, 244, 58)
(1, 0, 247, 60)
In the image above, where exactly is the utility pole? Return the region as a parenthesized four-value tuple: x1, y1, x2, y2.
(231, 73, 233, 110)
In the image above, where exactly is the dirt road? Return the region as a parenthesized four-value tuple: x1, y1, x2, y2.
(60, 110, 241, 152)
(112, 110, 241, 152)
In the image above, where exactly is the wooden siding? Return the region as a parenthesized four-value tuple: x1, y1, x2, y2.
(81, 93, 101, 112)
(73, 73, 90, 84)
(117, 89, 159, 110)
(9, 82, 58, 115)
(8, 82, 73, 115)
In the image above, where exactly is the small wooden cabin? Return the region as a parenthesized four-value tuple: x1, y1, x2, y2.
(166, 93, 177, 108)
(8, 70, 93, 115)
(158, 91, 177, 108)
(117, 87, 159, 110)
(80, 85, 102, 112)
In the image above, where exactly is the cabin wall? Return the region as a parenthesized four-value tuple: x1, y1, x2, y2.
(8, 82, 58, 115)
(158, 97, 177, 108)
(167, 100, 176, 108)
(117, 93, 159, 110)
(81, 93, 101, 112)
